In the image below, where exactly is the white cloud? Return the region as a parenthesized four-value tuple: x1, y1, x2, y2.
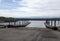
(13, 0, 16, 2)
(0, 0, 60, 17)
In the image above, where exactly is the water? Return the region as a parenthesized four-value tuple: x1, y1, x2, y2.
(26, 21, 46, 28)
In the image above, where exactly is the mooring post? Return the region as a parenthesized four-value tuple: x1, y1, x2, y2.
(14, 21, 16, 25)
(6, 25, 8, 28)
(54, 20, 56, 26)
(8, 22, 10, 27)
(58, 20, 59, 25)
(51, 20, 53, 26)
(9, 22, 10, 26)
(46, 20, 47, 23)
(19, 21, 21, 25)
(46, 20, 50, 25)
(22, 20, 23, 25)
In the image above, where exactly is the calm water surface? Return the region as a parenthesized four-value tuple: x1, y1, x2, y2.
(26, 21, 46, 28)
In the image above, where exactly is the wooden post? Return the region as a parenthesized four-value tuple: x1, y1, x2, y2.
(19, 21, 21, 25)
(46, 20, 47, 23)
(9, 22, 10, 25)
(54, 20, 56, 26)
(8, 22, 10, 27)
(22, 20, 23, 25)
(58, 20, 59, 25)
(14, 21, 16, 25)
(46, 20, 50, 25)
(6, 26, 8, 28)
(51, 20, 53, 26)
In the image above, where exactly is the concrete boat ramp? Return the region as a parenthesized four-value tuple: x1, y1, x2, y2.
(0, 27, 60, 41)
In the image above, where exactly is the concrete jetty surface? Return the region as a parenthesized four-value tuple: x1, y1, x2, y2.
(0, 27, 60, 41)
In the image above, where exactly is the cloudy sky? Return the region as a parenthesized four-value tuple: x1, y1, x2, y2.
(0, 0, 60, 17)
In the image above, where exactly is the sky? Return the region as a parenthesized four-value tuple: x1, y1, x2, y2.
(0, 0, 60, 18)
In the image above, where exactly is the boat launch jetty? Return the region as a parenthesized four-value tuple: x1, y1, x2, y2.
(0, 17, 60, 41)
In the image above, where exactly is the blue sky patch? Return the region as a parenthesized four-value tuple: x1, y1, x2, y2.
(0, 0, 22, 9)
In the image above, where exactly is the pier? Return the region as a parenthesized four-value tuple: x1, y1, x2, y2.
(0, 17, 60, 30)
(0, 17, 60, 41)
(16, 18, 60, 31)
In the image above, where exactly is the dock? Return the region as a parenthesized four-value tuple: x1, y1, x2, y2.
(0, 27, 60, 41)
